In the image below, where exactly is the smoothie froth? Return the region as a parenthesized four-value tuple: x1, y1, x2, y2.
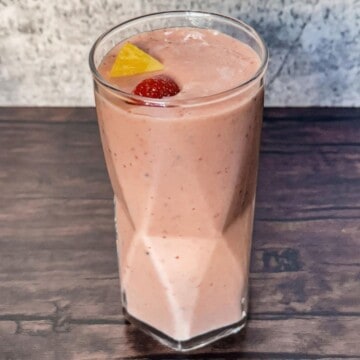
(98, 28, 260, 100)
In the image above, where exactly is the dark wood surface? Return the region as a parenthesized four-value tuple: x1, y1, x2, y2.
(0, 107, 359, 360)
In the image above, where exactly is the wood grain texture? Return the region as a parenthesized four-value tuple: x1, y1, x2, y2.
(0, 318, 359, 359)
(0, 107, 359, 359)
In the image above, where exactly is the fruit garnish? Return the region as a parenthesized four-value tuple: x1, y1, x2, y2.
(110, 43, 164, 77)
(133, 76, 180, 99)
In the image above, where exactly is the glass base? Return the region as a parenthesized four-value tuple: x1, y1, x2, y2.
(123, 307, 247, 352)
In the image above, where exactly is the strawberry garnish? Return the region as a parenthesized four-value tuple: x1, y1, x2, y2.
(133, 75, 180, 99)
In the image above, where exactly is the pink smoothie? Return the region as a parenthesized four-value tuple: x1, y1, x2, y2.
(95, 28, 264, 341)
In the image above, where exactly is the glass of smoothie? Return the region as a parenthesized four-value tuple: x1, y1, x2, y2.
(89, 11, 268, 351)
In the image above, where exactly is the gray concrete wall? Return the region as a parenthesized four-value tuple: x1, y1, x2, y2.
(0, 0, 359, 106)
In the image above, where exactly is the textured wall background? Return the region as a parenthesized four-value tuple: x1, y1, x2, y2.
(0, 0, 359, 106)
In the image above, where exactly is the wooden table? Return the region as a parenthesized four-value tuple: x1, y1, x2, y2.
(0, 107, 359, 359)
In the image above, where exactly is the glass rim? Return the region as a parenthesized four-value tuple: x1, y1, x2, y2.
(89, 10, 269, 107)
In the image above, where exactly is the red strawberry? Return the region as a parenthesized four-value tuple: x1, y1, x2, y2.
(133, 75, 180, 99)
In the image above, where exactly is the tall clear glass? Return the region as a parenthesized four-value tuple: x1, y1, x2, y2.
(89, 11, 268, 351)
